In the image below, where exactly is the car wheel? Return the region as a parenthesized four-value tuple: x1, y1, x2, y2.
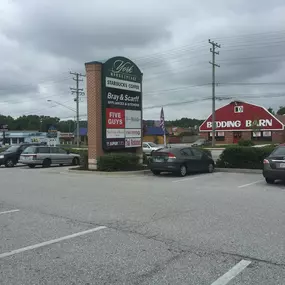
(28, 165, 36, 168)
(72, 157, 79, 166)
(208, 163, 214, 173)
(151, 170, 160, 175)
(265, 178, 275, 184)
(5, 159, 15, 168)
(179, 165, 187, 177)
(42, 158, 51, 168)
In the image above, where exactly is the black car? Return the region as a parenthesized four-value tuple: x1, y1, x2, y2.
(149, 147, 215, 176)
(263, 146, 285, 184)
(0, 143, 42, 168)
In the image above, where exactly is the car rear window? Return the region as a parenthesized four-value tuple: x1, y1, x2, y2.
(22, 146, 36, 154)
(270, 147, 285, 156)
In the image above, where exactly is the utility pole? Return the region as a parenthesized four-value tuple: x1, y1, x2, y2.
(70, 72, 85, 147)
(209, 39, 221, 147)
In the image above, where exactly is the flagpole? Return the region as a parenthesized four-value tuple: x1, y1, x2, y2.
(160, 106, 167, 148)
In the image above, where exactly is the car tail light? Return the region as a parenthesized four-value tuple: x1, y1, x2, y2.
(168, 153, 176, 159)
(263, 159, 269, 164)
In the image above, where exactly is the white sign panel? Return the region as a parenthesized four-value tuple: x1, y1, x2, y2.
(125, 129, 141, 138)
(125, 138, 141, 148)
(106, 77, 141, 92)
(125, 110, 141, 129)
(106, 129, 125, 139)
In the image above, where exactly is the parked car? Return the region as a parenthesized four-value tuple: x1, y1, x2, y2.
(0, 143, 42, 167)
(142, 142, 161, 155)
(263, 145, 285, 184)
(19, 146, 80, 168)
(149, 147, 215, 176)
(191, 138, 211, 147)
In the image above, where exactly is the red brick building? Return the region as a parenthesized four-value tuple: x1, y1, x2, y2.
(199, 101, 285, 144)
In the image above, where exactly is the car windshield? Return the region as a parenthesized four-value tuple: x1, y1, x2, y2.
(22, 146, 36, 154)
(148, 142, 157, 147)
(5, 145, 20, 152)
(270, 147, 285, 156)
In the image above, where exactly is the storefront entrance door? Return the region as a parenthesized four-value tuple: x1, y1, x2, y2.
(233, 131, 242, 143)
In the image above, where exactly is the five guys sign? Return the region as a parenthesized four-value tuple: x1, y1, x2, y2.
(199, 101, 284, 131)
(102, 56, 143, 150)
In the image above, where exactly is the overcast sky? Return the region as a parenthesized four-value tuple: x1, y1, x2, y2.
(1, 0, 285, 122)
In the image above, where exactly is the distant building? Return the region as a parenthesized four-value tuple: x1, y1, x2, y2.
(143, 126, 169, 144)
(73, 127, 88, 145)
(199, 101, 285, 144)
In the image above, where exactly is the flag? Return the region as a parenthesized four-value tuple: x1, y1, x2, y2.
(160, 107, 167, 147)
(160, 107, 165, 131)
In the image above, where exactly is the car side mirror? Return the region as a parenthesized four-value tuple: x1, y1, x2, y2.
(66, 150, 70, 154)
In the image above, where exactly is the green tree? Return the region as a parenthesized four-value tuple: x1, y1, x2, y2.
(277, 106, 285, 115)
(268, 107, 275, 115)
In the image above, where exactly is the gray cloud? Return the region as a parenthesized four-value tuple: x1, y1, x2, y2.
(0, 0, 285, 121)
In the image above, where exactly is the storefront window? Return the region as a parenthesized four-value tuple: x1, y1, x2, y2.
(252, 131, 272, 141)
(208, 132, 225, 141)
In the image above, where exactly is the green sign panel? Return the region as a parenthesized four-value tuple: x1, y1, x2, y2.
(102, 56, 143, 150)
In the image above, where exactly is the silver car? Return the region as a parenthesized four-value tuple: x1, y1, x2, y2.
(142, 142, 161, 155)
(19, 146, 80, 168)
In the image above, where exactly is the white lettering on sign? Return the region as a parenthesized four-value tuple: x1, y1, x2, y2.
(108, 119, 123, 125)
(109, 112, 121, 118)
(206, 119, 273, 129)
(111, 60, 134, 75)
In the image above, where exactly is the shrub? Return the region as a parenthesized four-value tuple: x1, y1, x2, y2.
(97, 153, 140, 171)
(238, 139, 254, 146)
(216, 145, 276, 169)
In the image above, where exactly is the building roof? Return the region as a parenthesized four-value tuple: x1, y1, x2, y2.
(275, 114, 285, 124)
(145, 126, 169, 136)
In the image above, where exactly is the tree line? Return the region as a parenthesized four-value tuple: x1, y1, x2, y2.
(1, 114, 203, 132)
(0, 115, 87, 132)
(1, 106, 282, 133)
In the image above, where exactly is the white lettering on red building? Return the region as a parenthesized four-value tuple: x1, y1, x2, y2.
(206, 119, 273, 129)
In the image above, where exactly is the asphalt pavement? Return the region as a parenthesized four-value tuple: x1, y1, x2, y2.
(0, 165, 285, 284)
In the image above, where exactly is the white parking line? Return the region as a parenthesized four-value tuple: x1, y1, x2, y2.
(238, 180, 263, 188)
(0, 209, 20, 215)
(0, 226, 107, 259)
(172, 176, 202, 183)
(172, 173, 219, 183)
(211, 260, 251, 285)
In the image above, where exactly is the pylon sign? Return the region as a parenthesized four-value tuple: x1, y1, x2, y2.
(101, 56, 143, 150)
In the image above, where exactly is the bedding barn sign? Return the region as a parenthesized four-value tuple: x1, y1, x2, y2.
(102, 56, 143, 150)
(199, 101, 284, 132)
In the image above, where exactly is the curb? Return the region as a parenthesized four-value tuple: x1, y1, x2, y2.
(215, 168, 262, 174)
(67, 168, 151, 176)
(67, 168, 262, 175)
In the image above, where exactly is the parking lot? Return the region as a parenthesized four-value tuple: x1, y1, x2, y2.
(1, 166, 285, 284)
